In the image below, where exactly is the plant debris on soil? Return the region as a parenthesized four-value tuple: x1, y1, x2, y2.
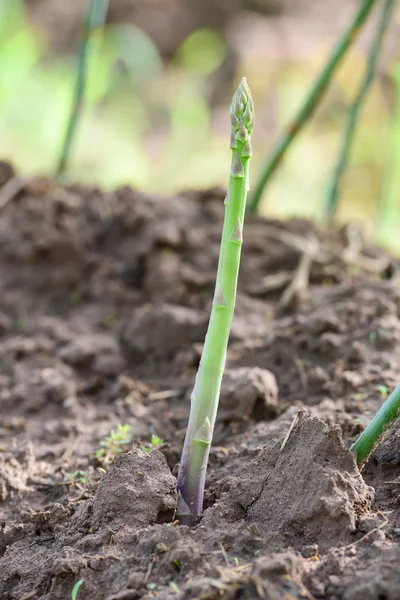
(0, 166, 400, 599)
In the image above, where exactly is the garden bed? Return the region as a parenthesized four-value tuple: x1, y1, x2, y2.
(0, 169, 399, 599)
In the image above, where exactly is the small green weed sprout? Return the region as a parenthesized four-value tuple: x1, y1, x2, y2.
(94, 424, 131, 466)
(140, 434, 163, 452)
(351, 383, 400, 465)
(71, 579, 84, 600)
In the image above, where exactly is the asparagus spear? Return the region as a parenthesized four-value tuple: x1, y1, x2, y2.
(176, 78, 255, 526)
(351, 383, 400, 466)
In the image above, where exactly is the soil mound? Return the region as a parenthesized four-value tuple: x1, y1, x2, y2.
(203, 415, 374, 551)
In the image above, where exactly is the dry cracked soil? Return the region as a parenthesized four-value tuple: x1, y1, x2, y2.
(0, 164, 400, 599)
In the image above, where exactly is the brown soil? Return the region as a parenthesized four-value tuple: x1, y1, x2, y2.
(0, 168, 399, 600)
(26, 0, 282, 57)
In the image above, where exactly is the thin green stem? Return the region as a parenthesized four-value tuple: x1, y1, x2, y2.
(326, 0, 395, 221)
(351, 384, 400, 465)
(177, 79, 254, 526)
(248, 0, 378, 213)
(55, 0, 109, 179)
(376, 74, 400, 243)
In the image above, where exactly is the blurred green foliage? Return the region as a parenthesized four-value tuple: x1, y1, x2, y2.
(0, 0, 229, 190)
(0, 0, 399, 252)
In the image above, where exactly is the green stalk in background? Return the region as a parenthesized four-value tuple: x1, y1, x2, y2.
(376, 69, 400, 248)
(248, 0, 378, 213)
(177, 78, 255, 526)
(351, 384, 400, 465)
(55, 0, 109, 179)
(326, 0, 395, 221)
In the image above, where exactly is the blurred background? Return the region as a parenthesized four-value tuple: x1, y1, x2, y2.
(1, 0, 400, 248)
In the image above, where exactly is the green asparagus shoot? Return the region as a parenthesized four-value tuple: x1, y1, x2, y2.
(177, 78, 255, 526)
(351, 383, 400, 465)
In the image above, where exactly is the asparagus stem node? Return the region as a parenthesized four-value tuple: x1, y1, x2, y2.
(176, 78, 254, 526)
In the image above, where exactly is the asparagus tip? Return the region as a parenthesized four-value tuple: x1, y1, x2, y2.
(230, 78, 255, 145)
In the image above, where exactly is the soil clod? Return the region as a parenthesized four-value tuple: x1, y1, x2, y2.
(92, 450, 177, 530)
